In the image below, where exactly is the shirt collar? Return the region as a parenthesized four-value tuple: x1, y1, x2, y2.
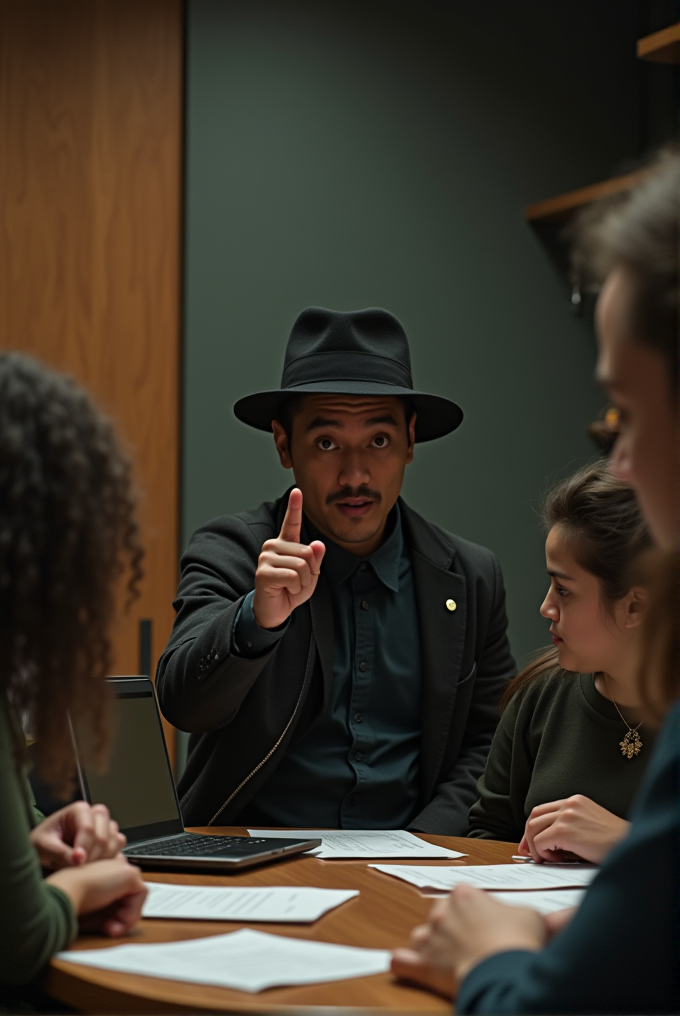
(303, 502, 403, 592)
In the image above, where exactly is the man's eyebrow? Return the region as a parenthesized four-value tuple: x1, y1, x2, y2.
(305, 417, 341, 432)
(304, 413, 400, 432)
(548, 569, 576, 581)
(365, 414, 399, 427)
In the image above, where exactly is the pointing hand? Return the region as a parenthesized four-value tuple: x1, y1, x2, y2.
(252, 488, 326, 629)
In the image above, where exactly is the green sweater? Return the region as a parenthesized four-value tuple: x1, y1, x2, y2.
(468, 669, 656, 842)
(0, 699, 77, 990)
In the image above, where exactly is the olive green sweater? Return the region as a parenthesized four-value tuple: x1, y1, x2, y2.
(468, 669, 656, 842)
(0, 699, 77, 991)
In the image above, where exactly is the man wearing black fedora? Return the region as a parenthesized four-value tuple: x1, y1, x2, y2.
(157, 307, 515, 834)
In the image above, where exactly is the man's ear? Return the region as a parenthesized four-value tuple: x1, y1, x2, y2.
(272, 419, 293, 469)
(405, 411, 416, 464)
(625, 586, 647, 628)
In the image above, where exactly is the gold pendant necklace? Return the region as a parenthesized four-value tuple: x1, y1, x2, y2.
(603, 674, 643, 759)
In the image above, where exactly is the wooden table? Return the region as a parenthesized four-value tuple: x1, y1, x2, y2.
(47, 829, 518, 1013)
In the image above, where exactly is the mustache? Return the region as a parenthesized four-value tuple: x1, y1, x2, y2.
(326, 486, 382, 506)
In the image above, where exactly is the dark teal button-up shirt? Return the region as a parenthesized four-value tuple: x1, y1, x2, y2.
(234, 504, 422, 828)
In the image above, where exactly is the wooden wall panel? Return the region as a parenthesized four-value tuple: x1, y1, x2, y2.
(0, 0, 183, 760)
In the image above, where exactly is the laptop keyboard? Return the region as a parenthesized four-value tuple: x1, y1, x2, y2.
(125, 834, 270, 857)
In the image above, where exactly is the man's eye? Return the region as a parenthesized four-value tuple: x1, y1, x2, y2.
(372, 435, 389, 448)
(557, 585, 569, 597)
(318, 437, 337, 451)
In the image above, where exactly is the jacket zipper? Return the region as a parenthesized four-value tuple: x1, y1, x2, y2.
(207, 630, 317, 827)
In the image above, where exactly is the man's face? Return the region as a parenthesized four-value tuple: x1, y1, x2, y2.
(596, 267, 678, 551)
(272, 394, 415, 555)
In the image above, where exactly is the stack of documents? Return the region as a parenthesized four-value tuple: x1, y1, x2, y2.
(370, 863, 598, 892)
(142, 883, 358, 923)
(57, 929, 391, 992)
(247, 828, 466, 859)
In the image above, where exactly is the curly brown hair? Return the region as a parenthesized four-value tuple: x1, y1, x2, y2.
(0, 353, 144, 794)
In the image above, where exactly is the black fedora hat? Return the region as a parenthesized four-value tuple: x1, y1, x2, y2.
(233, 307, 463, 442)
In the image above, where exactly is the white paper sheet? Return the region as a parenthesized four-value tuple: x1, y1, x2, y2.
(57, 928, 391, 993)
(370, 862, 598, 891)
(247, 828, 466, 859)
(142, 882, 358, 922)
(489, 889, 587, 915)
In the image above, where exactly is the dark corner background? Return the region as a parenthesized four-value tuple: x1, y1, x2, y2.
(181, 0, 678, 668)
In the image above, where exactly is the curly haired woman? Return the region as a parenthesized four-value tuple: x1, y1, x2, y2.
(0, 354, 148, 1004)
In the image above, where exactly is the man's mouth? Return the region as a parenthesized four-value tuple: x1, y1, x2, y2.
(335, 498, 374, 518)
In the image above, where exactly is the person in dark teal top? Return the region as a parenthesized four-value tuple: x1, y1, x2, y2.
(459, 707, 678, 1013)
(391, 150, 679, 1013)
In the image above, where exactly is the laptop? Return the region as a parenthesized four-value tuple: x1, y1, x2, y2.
(71, 676, 321, 871)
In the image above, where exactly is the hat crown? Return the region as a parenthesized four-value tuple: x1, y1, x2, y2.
(232, 304, 464, 442)
(285, 307, 413, 375)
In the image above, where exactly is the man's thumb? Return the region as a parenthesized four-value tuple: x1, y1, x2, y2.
(310, 540, 325, 575)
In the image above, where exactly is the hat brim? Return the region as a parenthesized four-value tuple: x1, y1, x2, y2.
(233, 381, 463, 442)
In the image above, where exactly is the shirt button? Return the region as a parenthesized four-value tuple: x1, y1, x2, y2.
(358, 661, 368, 672)
(359, 563, 367, 571)
(360, 599, 369, 610)
(354, 712, 363, 723)
(245, 640, 253, 649)
(355, 751, 364, 762)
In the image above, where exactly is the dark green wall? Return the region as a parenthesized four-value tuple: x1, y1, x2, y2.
(183, 0, 643, 665)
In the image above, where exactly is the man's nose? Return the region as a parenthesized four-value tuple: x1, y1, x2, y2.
(338, 452, 370, 487)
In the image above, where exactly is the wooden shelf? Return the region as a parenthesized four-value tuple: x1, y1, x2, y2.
(524, 170, 647, 224)
(637, 22, 680, 63)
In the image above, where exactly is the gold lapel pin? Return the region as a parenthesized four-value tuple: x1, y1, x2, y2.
(445, 599, 457, 612)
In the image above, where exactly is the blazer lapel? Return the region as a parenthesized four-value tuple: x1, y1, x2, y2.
(401, 501, 468, 801)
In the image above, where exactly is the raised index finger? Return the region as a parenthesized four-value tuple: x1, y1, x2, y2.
(279, 487, 303, 543)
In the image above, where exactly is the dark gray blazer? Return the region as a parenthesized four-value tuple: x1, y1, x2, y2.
(156, 494, 516, 833)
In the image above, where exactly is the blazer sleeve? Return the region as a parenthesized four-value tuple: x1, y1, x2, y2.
(410, 554, 516, 835)
(457, 704, 680, 1015)
(0, 702, 77, 987)
(156, 513, 283, 733)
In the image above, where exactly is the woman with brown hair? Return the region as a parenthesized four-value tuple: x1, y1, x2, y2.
(468, 460, 655, 862)
(0, 354, 148, 997)
(391, 150, 679, 1012)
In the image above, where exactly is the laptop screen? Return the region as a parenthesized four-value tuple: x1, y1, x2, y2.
(75, 678, 184, 843)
